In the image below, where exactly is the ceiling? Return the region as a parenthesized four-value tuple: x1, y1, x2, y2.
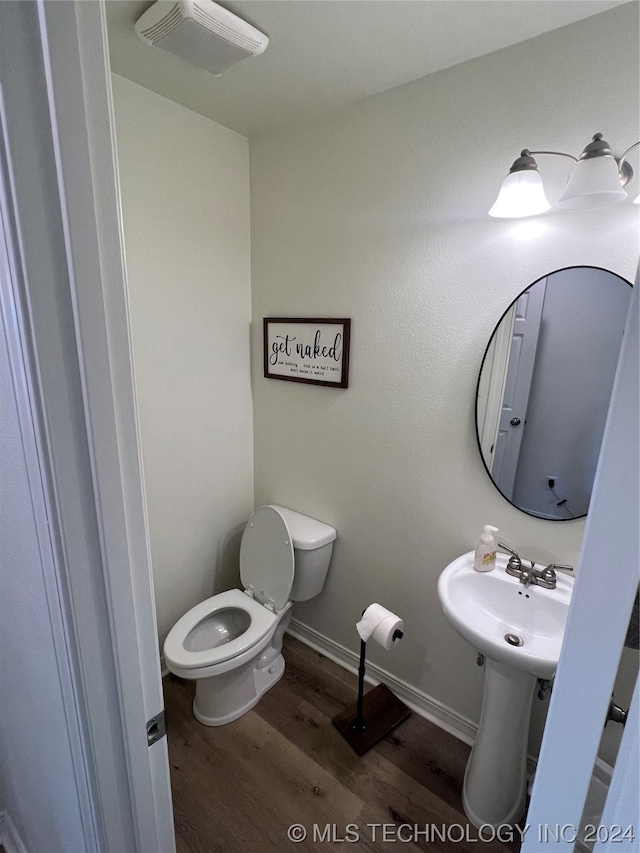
(106, 0, 629, 137)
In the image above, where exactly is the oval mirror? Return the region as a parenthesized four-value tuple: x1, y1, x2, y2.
(475, 266, 632, 520)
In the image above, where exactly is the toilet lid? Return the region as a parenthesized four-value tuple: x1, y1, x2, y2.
(240, 506, 295, 611)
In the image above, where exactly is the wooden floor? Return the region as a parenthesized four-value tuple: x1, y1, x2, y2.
(164, 635, 520, 853)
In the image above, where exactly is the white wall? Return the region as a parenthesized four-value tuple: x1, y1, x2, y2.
(111, 75, 254, 644)
(0, 325, 86, 853)
(249, 4, 639, 752)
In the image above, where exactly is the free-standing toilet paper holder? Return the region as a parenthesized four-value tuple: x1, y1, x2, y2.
(332, 613, 410, 755)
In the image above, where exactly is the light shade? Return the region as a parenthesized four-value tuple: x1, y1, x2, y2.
(488, 170, 551, 218)
(556, 155, 627, 209)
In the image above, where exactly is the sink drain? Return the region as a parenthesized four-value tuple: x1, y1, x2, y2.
(505, 633, 523, 646)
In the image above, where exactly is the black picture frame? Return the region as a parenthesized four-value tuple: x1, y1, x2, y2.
(263, 318, 351, 388)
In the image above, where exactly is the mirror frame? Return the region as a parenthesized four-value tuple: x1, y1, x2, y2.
(474, 265, 633, 520)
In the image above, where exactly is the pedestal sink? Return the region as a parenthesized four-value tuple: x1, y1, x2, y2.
(437, 551, 574, 828)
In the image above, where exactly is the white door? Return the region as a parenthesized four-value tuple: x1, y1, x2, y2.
(491, 280, 546, 501)
(477, 306, 515, 470)
(0, 2, 175, 850)
(522, 281, 639, 850)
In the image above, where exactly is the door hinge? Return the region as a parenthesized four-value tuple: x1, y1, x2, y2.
(146, 710, 166, 746)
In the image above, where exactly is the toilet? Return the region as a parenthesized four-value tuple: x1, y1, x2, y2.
(163, 505, 336, 726)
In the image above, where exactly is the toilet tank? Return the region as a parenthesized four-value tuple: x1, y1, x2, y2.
(271, 506, 336, 601)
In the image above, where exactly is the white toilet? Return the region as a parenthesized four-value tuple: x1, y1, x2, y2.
(163, 505, 336, 726)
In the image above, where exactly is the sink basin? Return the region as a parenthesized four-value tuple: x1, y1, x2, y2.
(438, 550, 574, 679)
(438, 550, 576, 828)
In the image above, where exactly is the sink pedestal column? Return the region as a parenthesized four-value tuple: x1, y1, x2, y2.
(462, 658, 536, 828)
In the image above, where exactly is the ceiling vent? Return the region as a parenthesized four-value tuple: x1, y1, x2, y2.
(134, 0, 269, 76)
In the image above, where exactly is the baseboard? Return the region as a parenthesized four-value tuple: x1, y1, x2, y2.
(286, 618, 478, 746)
(160, 655, 169, 678)
(0, 811, 29, 853)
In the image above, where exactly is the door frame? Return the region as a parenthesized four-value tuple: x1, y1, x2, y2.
(0, 2, 175, 850)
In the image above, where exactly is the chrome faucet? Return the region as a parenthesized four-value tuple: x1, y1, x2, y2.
(497, 542, 573, 589)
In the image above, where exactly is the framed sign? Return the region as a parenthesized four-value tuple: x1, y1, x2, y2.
(263, 318, 351, 388)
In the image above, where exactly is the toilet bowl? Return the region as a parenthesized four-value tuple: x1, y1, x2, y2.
(163, 505, 336, 726)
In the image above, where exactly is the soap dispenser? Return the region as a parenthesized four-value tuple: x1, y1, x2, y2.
(474, 525, 499, 572)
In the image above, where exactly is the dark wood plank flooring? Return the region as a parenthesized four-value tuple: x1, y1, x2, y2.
(164, 634, 520, 853)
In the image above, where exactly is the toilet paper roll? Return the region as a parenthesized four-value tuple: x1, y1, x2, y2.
(356, 603, 403, 651)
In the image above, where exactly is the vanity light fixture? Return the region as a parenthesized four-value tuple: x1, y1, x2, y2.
(489, 134, 639, 218)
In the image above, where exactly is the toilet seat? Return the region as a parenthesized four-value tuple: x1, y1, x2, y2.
(164, 588, 278, 671)
(240, 505, 295, 610)
(164, 507, 300, 681)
